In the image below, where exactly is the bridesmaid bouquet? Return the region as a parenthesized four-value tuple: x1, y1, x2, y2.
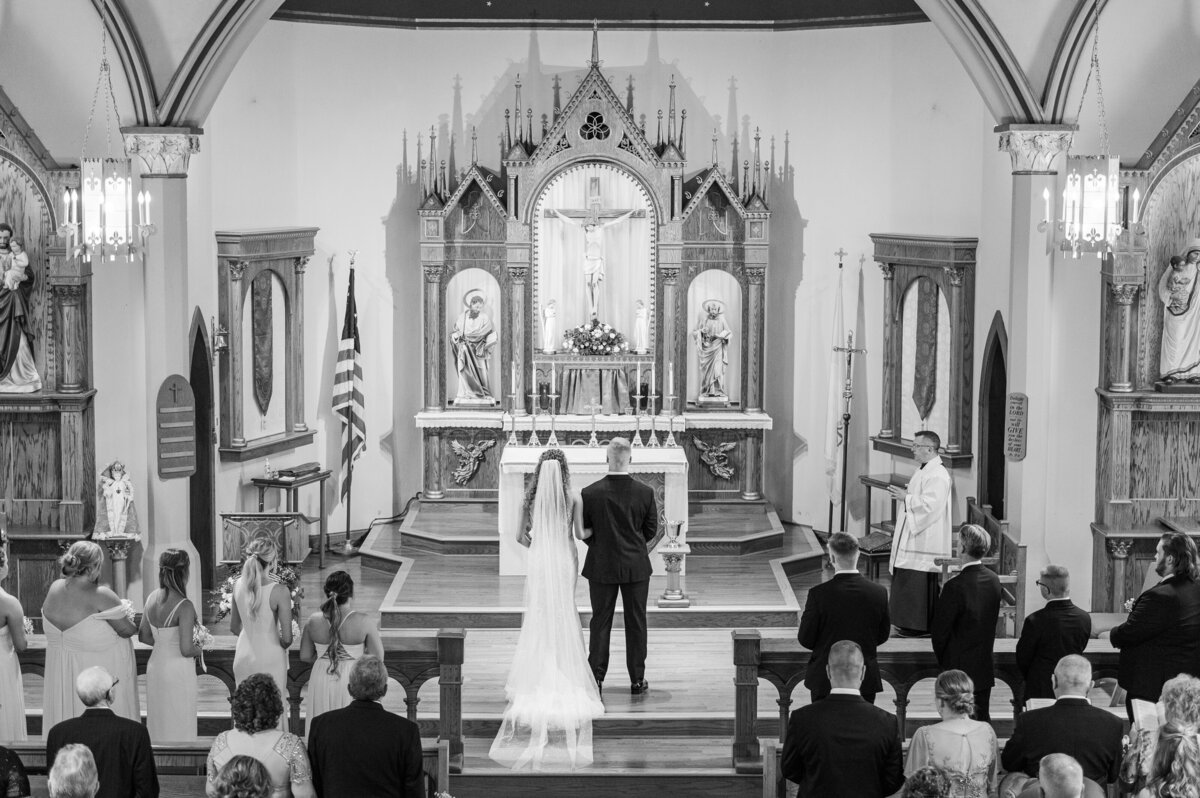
(21, 617, 32, 636)
(192, 623, 215, 672)
(119, 599, 136, 624)
(211, 562, 305, 630)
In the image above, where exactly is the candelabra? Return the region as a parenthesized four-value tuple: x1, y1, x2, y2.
(631, 390, 644, 447)
(546, 388, 560, 446)
(526, 394, 542, 447)
(506, 393, 520, 446)
(646, 395, 660, 447)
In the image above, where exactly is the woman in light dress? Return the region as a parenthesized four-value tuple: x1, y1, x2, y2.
(489, 449, 603, 771)
(231, 537, 292, 712)
(0, 546, 28, 742)
(1121, 674, 1200, 798)
(905, 670, 998, 798)
(205, 674, 314, 798)
(138, 549, 199, 740)
(41, 541, 138, 728)
(299, 571, 382, 730)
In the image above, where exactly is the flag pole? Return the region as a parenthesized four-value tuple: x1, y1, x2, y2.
(344, 402, 354, 555)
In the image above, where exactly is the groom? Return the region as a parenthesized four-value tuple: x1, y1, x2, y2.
(582, 437, 660, 695)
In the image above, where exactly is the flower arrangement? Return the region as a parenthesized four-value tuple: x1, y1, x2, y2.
(212, 561, 304, 639)
(118, 599, 136, 624)
(1124, 597, 1136, 613)
(562, 319, 629, 356)
(193, 623, 215, 672)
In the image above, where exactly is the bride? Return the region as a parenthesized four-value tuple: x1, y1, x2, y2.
(489, 449, 604, 770)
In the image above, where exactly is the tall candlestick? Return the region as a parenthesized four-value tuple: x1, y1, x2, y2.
(668, 361, 673, 392)
(651, 364, 656, 397)
(71, 189, 78, 225)
(511, 361, 517, 390)
(551, 362, 556, 393)
(144, 192, 152, 225)
(63, 190, 70, 224)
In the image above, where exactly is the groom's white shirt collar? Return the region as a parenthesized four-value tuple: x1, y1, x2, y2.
(606, 471, 631, 476)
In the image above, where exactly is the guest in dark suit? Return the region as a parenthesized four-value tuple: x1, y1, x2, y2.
(1109, 531, 1200, 719)
(46, 666, 158, 798)
(932, 523, 1002, 721)
(1000, 655, 1124, 791)
(581, 437, 659, 694)
(780, 640, 905, 797)
(799, 532, 890, 703)
(307, 655, 424, 797)
(1017, 564, 1091, 703)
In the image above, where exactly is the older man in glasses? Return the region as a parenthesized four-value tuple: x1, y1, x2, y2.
(1016, 565, 1092, 704)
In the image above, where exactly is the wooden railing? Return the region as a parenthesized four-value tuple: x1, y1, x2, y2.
(16, 628, 465, 772)
(731, 632, 1120, 773)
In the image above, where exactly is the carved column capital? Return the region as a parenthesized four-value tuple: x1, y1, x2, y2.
(228, 260, 248, 281)
(944, 266, 966, 287)
(1110, 283, 1140, 305)
(745, 266, 766, 285)
(1106, 537, 1134, 559)
(52, 283, 86, 303)
(295, 256, 310, 276)
(122, 127, 202, 177)
(659, 266, 680, 283)
(508, 266, 528, 282)
(424, 265, 444, 284)
(995, 123, 1075, 174)
(878, 263, 895, 280)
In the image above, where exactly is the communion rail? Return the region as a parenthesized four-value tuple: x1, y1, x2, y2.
(732, 631, 1120, 773)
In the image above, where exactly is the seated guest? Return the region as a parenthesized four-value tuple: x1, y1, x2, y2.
(798, 532, 891, 703)
(1016, 565, 1091, 703)
(211, 756, 272, 798)
(780, 640, 904, 797)
(206, 674, 314, 798)
(904, 765, 951, 797)
(905, 669, 998, 797)
(1147, 720, 1200, 798)
(46, 666, 158, 798)
(0, 746, 30, 798)
(1014, 753, 1105, 798)
(307, 655, 424, 797)
(1120, 674, 1200, 797)
(48, 744, 99, 798)
(1000, 655, 1124, 791)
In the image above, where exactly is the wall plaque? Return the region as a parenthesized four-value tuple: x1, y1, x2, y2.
(1004, 392, 1028, 461)
(156, 374, 197, 479)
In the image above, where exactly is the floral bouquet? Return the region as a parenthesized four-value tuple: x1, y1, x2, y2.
(118, 599, 136, 624)
(562, 320, 629, 356)
(21, 617, 32, 636)
(212, 561, 304, 640)
(192, 623, 215, 672)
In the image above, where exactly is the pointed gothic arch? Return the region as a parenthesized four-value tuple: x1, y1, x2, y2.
(978, 310, 1008, 519)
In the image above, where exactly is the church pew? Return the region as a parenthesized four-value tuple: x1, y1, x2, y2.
(731, 631, 1119, 774)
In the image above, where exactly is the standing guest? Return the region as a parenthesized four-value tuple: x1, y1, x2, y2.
(307, 655, 424, 797)
(905, 670, 998, 797)
(0, 745, 30, 798)
(231, 538, 292, 706)
(904, 766, 951, 798)
(42, 541, 139, 728)
(887, 430, 953, 636)
(1016, 565, 1091, 703)
(1109, 531, 1200, 718)
(138, 549, 200, 740)
(206, 673, 313, 798)
(1119, 674, 1200, 798)
(47, 744, 98, 798)
(299, 571, 383, 728)
(46, 666, 158, 798)
(798, 532, 890, 703)
(0, 547, 28, 741)
(780, 641, 905, 797)
(210, 756, 272, 798)
(932, 524, 1002, 721)
(1000, 655, 1124, 792)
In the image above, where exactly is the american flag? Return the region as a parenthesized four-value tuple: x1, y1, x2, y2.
(333, 263, 365, 501)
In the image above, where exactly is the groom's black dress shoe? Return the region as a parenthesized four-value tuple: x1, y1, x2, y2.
(630, 680, 649, 695)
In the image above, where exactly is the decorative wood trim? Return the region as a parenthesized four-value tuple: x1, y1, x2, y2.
(218, 429, 316, 462)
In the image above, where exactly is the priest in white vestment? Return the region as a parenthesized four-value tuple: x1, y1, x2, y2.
(887, 430, 953, 635)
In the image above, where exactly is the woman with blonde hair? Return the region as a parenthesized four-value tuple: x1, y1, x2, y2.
(139, 548, 200, 739)
(1122, 674, 1200, 797)
(41, 541, 138, 728)
(904, 670, 998, 797)
(231, 538, 292, 714)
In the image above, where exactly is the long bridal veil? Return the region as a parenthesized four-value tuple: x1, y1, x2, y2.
(489, 458, 604, 770)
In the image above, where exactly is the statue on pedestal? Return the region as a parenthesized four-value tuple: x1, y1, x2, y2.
(633, 299, 650, 353)
(1158, 241, 1200, 384)
(694, 300, 733, 403)
(94, 460, 141, 540)
(451, 289, 498, 404)
(0, 223, 40, 393)
(542, 300, 558, 353)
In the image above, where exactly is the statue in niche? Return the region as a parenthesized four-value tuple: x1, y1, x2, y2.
(1158, 241, 1200, 384)
(451, 289, 498, 404)
(633, 299, 650, 353)
(693, 300, 733, 402)
(0, 224, 40, 393)
(551, 207, 636, 319)
(542, 300, 557, 353)
(94, 460, 141, 540)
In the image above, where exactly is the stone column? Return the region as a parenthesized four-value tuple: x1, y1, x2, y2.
(424, 429, 445, 499)
(123, 127, 203, 611)
(53, 284, 87, 393)
(225, 260, 248, 446)
(660, 266, 680, 402)
(996, 123, 1074, 614)
(1109, 284, 1139, 392)
(1106, 537, 1134, 612)
(944, 266, 966, 453)
(422, 265, 444, 411)
(877, 264, 895, 438)
(289, 256, 310, 431)
(741, 433, 762, 501)
(744, 266, 766, 413)
(508, 266, 528, 414)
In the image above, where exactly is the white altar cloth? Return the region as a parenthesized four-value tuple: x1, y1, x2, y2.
(498, 445, 689, 576)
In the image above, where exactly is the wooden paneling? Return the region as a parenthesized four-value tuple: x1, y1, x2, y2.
(685, 429, 746, 494)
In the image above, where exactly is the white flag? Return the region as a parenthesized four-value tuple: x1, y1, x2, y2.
(824, 266, 846, 504)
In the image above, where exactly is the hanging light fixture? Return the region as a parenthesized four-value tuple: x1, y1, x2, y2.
(1059, 24, 1120, 258)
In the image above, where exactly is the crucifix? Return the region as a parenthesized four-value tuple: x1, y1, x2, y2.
(583, 401, 603, 447)
(832, 329, 867, 534)
(544, 176, 646, 319)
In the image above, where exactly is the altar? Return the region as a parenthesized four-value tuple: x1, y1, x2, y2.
(498, 441, 688, 576)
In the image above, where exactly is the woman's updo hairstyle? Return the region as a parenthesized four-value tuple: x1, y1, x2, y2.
(934, 669, 977, 717)
(158, 549, 190, 596)
(60, 540, 104, 583)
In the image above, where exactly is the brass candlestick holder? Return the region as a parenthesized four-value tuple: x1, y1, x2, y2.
(584, 402, 602, 447)
(646, 396, 660, 448)
(506, 394, 520, 446)
(546, 390, 560, 447)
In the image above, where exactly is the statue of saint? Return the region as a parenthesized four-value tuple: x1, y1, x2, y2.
(693, 300, 733, 399)
(542, 300, 558, 353)
(0, 224, 40, 393)
(95, 460, 141, 539)
(551, 208, 636, 319)
(1159, 242, 1200, 384)
(451, 289, 498, 403)
(633, 299, 650, 353)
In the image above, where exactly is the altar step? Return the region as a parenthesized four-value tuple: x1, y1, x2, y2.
(686, 499, 784, 555)
(398, 501, 499, 555)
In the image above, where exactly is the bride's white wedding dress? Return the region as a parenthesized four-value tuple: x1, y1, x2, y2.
(489, 459, 604, 770)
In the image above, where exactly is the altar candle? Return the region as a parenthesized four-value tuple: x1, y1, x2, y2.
(636, 363, 641, 393)
(668, 361, 674, 392)
(511, 361, 517, 389)
(144, 191, 152, 225)
(71, 189, 78, 225)
(551, 362, 556, 391)
(651, 364, 656, 397)
(62, 190, 70, 225)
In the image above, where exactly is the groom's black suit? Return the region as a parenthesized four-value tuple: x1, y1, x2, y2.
(581, 472, 659, 686)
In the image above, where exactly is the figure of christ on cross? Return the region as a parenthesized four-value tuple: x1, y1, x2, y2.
(548, 202, 645, 319)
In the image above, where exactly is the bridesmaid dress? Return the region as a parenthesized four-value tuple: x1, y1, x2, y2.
(0, 625, 26, 741)
(147, 596, 198, 740)
(232, 579, 289, 728)
(303, 611, 364, 730)
(43, 605, 139, 729)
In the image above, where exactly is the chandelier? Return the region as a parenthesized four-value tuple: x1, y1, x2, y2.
(60, 25, 153, 261)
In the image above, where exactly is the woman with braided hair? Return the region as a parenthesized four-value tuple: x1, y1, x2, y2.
(299, 571, 382, 729)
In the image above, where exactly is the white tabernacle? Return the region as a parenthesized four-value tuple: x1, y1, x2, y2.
(498, 442, 689, 576)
